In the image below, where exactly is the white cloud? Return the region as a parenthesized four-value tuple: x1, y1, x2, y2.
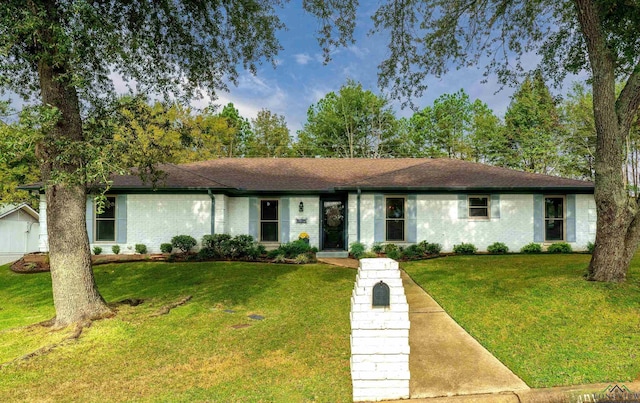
(294, 53, 313, 65)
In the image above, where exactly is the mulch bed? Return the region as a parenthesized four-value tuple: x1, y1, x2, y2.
(10, 253, 169, 274)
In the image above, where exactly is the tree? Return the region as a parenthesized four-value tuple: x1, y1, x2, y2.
(560, 83, 597, 180)
(0, 104, 40, 207)
(399, 90, 501, 161)
(217, 103, 253, 157)
(502, 72, 563, 175)
(247, 109, 292, 157)
(296, 81, 399, 158)
(0, 0, 284, 327)
(311, 0, 640, 282)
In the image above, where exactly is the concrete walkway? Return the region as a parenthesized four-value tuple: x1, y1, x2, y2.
(400, 270, 529, 399)
(319, 257, 528, 399)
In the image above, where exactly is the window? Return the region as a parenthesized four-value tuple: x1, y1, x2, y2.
(385, 197, 405, 242)
(468, 196, 490, 219)
(260, 199, 279, 242)
(95, 196, 116, 242)
(545, 196, 565, 241)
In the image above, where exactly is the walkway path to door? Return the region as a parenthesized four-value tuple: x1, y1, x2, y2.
(318, 257, 529, 400)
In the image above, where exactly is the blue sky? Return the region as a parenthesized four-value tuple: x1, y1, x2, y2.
(193, 2, 539, 134)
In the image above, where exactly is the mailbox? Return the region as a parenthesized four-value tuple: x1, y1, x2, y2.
(372, 281, 390, 308)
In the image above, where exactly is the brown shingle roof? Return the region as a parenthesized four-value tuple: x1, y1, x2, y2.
(108, 158, 594, 193)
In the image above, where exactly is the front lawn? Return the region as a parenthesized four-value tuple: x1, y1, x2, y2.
(403, 254, 640, 388)
(0, 261, 355, 402)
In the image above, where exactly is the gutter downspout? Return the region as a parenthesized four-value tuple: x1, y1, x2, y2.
(357, 188, 361, 243)
(208, 190, 215, 235)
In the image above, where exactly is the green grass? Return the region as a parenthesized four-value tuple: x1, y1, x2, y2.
(402, 254, 640, 388)
(0, 262, 356, 402)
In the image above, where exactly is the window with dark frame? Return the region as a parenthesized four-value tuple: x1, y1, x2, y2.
(468, 196, 490, 219)
(260, 199, 279, 242)
(545, 196, 565, 241)
(385, 197, 405, 242)
(95, 196, 116, 242)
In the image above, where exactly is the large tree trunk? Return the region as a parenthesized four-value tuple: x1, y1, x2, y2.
(575, 0, 640, 282)
(37, 0, 112, 327)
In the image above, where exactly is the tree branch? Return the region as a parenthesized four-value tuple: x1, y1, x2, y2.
(616, 60, 640, 132)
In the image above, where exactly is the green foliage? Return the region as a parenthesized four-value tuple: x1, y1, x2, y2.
(247, 109, 292, 157)
(92, 246, 102, 255)
(360, 252, 378, 258)
(295, 80, 399, 157)
(386, 248, 403, 261)
(453, 243, 477, 255)
(201, 234, 232, 258)
(384, 243, 398, 254)
(501, 72, 563, 175)
(160, 243, 173, 254)
(135, 244, 147, 254)
(371, 243, 384, 254)
(487, 242, 509, 254)
(273, 254, 287, 263)
(521, 243, 542, 254)
(171, 235, 197, 253)
(111, 245, 121, 255)
(294, 254, 310, 264)
(402, 244, 423, 260)
(547, 242, 573, 254)
(349, 242, 366, 259)
(586, 242, 596, 254)
(418, 240, 442, 255)
(267, 240, 316, 259)
(199, 234, 261, 260)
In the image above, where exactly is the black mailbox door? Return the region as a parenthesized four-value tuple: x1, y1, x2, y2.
(372, 281, 390, 307)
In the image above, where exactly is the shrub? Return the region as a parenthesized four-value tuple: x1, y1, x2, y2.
(135, 244, 147, 254)
(201, 234, 232, 258)
(349, 242, 366, 259)
(453, 243, 477, 255)
(487, 242, 509, 254)
(92, 246, 102, 255)
(273, 254, 287, 263)
(418, 240, 442, 255)
(360, 251, 378, 258)
(403, 244, 424, 260)
(160, 243, 173, 254)
(371, 243, 384, 254)
(269, 239, 314, 259)
(547, 242, 572, 254)
(294, 253, 310, 264)
(229, 234, 256, 259)
(111, 245, 121, 255)
(520, 242, 542, 254)
(586, 241, 595, 254)
(387, 248, 403, 261)
(384, 243, 398, 254)
(171, 235, 197, 253)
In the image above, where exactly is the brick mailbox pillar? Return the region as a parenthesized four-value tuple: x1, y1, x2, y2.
(350, 258, 410, 402)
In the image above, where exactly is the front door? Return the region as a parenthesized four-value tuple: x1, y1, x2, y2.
(321, 198, 346, 250)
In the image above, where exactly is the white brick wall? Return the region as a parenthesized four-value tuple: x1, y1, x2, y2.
(351, 258, 410, 402)
(122, 194, 211, 253)
(346, 193, 596, 252)
(288, 196, 320, 247)
(37, 191, 597, 254)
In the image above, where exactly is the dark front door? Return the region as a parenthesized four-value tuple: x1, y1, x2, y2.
(322, 199, 346, 250)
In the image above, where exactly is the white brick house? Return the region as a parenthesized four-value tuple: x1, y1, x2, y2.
(29, 158, 596, 254)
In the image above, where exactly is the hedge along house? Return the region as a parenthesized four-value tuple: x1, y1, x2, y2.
(28, 158, 596, 256)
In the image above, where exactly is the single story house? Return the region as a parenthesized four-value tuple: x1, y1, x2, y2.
(0, 203, 40, 265)
(30, 158, 596, 256)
